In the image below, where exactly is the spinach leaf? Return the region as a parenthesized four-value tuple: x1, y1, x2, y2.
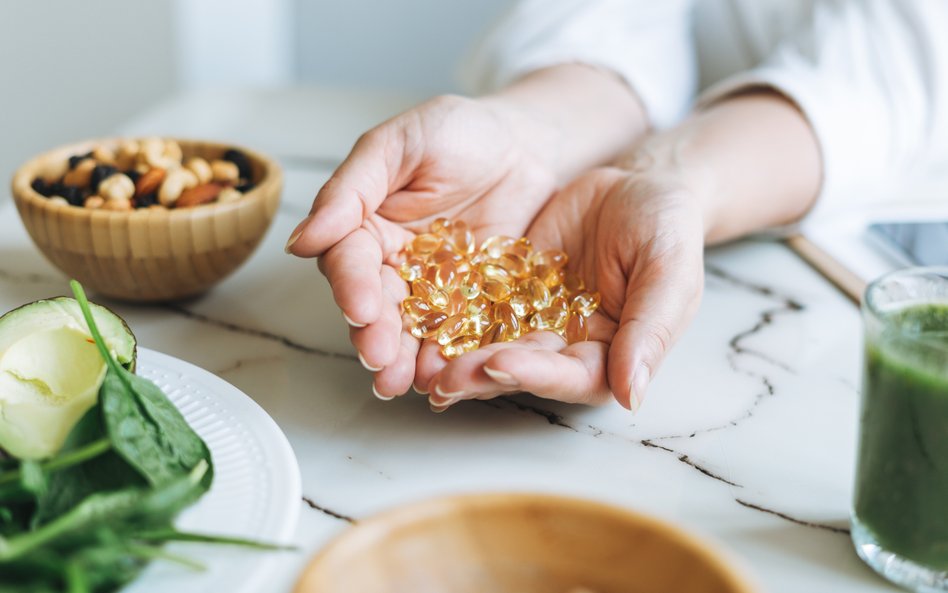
(70, 281, 213, 491)
(33, 410, 141, 526)
(0, 461, 208, 562)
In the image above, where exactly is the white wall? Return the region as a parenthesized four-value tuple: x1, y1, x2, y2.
(0, 1, 510, 184)
(0, 1, 177, 183)
(293, 0, 510, 92)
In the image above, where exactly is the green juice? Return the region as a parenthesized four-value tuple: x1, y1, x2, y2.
(854, 304, 948, 569)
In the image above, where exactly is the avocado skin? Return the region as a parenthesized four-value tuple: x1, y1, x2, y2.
(0, 296, 137, 370)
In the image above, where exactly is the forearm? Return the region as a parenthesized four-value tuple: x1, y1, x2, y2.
(482, 64, 649, 185)
(620, 91, 822, 244)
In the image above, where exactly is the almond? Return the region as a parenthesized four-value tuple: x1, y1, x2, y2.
(175, 183, 223, 208)
(135, 167, 166, 197)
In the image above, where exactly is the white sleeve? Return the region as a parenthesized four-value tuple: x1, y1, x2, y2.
(699, 0, 948, 218)
(458, 0, 697, 130)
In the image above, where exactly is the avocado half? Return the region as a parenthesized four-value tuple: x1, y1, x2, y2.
(0, 297, 136, 460)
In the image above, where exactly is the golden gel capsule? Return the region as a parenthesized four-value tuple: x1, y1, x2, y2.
(414, 279, 449, 309)
(436, 314, 467, 345)
(412, 278, 438, 300)
(480, 235, 516, 258)
(533, 264, 564, 289)
(491, 302, 520, 334)
(532, 249, 568, 270)
(480, 262, 512, 284)
(563, 270, 585, 294)
(460, 271, 483, 300)
(508, 294, 533, 318)
(529, 305, 568, 331)
(480, 320, 510, 346)
(508, 237, 533, 259)
(496, 253, 529, 279)
(431, 249, 463, 265)
(466, 295, 490, 316)
(564, 313, 588, 344)
(399, 257, 425, 282)
(411, 311, 448, 339)
(483, 279, 512, 302)
(447, 220, 475, 255)
(520, 277, 552, 311)
(447, 288, 467, 316)
(442, 334, 479, 359)
(429, 289, 449, 309)
(551, 296, 570, 313)
(434, 260, 458, 289)
(463, 311, 491, 336)
(430, 217, 450, 233)
(402, 296, 432, 320)
(411, 233, 443, 256)
(571, 291, 601, 317)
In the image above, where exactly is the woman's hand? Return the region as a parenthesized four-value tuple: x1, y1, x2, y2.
(423, 166, 705, 412)
(286, 66, 646, 399)
(425, 91, 822, 412)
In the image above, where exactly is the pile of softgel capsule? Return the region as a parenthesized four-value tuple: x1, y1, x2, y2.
(399, 218, 600, 359)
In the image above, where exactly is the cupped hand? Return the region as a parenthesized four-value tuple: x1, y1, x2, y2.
(285, 95, 558, 398)
(425, 166, 707, 412)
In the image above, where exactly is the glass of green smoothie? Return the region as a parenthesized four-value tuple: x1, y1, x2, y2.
(853, 267, 948, 591)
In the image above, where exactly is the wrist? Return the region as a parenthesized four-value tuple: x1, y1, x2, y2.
(616, 91, 822, 244)
(615, 130, 723, 240)
(481, 64, 649, 184)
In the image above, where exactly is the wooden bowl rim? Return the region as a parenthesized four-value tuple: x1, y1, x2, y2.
(294, 492, 762, 593)
(10, 136, 283, 220)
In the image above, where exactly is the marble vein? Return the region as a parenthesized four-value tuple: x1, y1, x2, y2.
(302, 495, 357, 524)
(736, 499, 850, 535)
(477, 398, 577, 431)
(640, 439, 743, 488)
(651, 264, 806, 443)
(163, 304, 359, 362)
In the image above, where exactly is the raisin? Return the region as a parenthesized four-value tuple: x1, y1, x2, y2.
(124, 169, 142, 185)
(68, 152, 93, 170)
(59, 185, 85, 206)
(31, 178, 51, 196)
(90, 165, 118, 192)
(223, 149, 252, 180)
(234, 181, 255, 193)
(134, 192, 158, 208)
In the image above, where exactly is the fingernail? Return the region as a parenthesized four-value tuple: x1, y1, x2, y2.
(343, 312, 367, 328)
(413, 383, 429, 395)
(483, 366, 518, 386)
(434, 384, 464, 399)
(372, 383, 393, 401)
(430, 403, 450, 414)
(629, 363, 651, 414)
(284, 215, 311, 254)
(358, 351, 382, 372)
(428, 393, 456, 406)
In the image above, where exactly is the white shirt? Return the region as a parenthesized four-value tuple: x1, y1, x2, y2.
(460, 0, 948, 218)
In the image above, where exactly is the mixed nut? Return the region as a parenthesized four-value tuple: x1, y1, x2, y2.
(30, 138, 255, 211)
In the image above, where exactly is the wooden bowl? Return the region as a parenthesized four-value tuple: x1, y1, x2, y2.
(294, 493, 761, 593)
(10, 138, 282, 302)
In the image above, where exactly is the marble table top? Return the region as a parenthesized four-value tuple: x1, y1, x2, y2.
(0, 88, 901, 592)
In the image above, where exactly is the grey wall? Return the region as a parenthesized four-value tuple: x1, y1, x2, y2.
(294, 0, 511, 92)
(0, 1, 177, 183)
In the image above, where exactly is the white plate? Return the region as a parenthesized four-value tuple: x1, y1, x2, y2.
(122, 348, 301, 593)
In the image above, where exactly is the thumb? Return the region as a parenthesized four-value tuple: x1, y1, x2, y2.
(607, 246, 704, 412)
(286, 127, 401, 257)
